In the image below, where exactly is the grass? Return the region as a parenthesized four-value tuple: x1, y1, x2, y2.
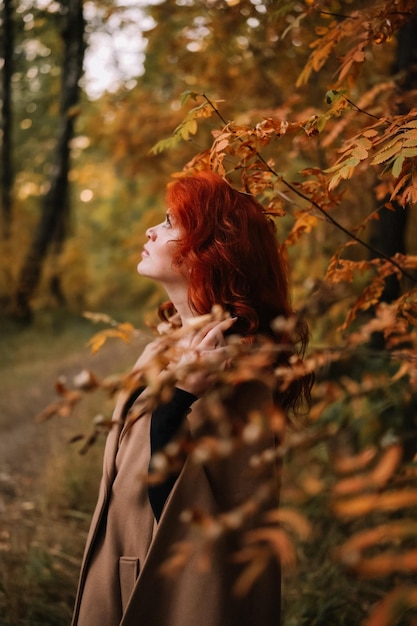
(0, 309, 145, 626)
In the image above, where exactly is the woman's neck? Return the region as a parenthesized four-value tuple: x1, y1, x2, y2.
(164, 284, 194, 325)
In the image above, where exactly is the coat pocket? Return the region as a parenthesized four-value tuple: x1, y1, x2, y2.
(119, 557, 140, 612)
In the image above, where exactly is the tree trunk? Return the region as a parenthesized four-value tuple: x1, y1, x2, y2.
(368, 18, 417, 350)
(14, 0, 85, 322)
(0, 0, 14, 240)
(369, 18, 417, 304)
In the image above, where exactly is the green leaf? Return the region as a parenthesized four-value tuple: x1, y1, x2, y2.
(401, 147, 417, 158)
(180, 90, 199, 106)
(392, 155, 405, 178)
(150, 135, 181, 155)
(325, 156, 360, 175)
(325, 89, 342, 105)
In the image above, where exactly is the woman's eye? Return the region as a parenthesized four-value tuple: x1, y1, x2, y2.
(164, 215, 171, 227)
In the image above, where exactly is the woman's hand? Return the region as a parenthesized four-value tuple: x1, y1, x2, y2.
(132, 338, 165, 371)
(174, 316, 237, 397)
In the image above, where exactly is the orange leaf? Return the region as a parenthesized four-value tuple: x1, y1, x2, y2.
(265, 507, 312, 541)
(354, 549, 417, 578)
(232, 547, 271, 597)
(285, 212, 319, 246)
(333, 489, 417, 518)
(332, 446, 377, 474)
(337, 520, 417, 565)
(244, 527, 297, 568)
(371, 444, 402, 486)
(364, 587, 417, 626)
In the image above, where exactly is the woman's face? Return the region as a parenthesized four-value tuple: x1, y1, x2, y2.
(137, 210, 187, 288)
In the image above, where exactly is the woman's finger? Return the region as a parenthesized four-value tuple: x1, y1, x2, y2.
(200, 345, 230, 364)
(198, 317, 237, 348)
(190, 319, 225, 342)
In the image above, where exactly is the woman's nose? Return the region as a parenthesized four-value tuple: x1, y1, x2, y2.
(146, 226, 156, 240)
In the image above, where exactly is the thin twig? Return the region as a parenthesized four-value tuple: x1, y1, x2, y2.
(317, 10, 357, 20)
(344, 96, 380, 121)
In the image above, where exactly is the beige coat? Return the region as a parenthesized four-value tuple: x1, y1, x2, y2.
(71, 383, 282, 626)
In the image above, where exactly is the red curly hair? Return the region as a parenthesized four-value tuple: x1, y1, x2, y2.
(161, 170, 312, 413)
(167, 172, 291, 331)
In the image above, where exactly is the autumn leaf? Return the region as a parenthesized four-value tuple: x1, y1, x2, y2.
(332, 489, 417, 519)
(391, 154, 405, 178)
(371, 140, 403, 165)
(265, 507, 312, 541)
(150, 96, 217, 155)
(180, 90, 199, 105)
(332, 444, 402, 496)
(158, 541, 195, 578)
(352, 549, 417, 578)
(87, 322, 135, 354)
(285, 212, 319, 246)
(363, 587, 417, 626)
(34, 385, 82, 422)
(73, 369, 100, 391)
(232, 546, 271, 597)
(337, 520, 417, 566)
(332, 446, 377, 474)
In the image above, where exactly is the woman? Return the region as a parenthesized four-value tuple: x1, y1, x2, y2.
(71, 170, 311, 626)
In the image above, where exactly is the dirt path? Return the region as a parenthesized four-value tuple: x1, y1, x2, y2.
(0, 328, 151, 623)
(0, 337, 142, 503)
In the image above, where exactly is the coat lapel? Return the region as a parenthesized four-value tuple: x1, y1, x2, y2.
(71, 390, 133, 626)
(120, 458, 219, 626)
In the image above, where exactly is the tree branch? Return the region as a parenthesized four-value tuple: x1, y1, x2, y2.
(202, 94, 417, 285)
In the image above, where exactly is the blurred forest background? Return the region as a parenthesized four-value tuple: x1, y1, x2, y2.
(1, 0, 417, 624)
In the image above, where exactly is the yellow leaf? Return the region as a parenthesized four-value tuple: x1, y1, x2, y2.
(351, 144, 369, 160)
(285, 213, 319, 246)
(83, 311, 114, 325)
(87, 325, 134, 354)
(179, 118, 198, 140)
(371, 140, 402, 165)
(401, 146, 417, 158)
(339, 157, 360, 179)
(192, 103, 214, 119)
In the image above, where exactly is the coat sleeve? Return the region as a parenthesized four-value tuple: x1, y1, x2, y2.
(198, 379, 283, 626)
(201, 379, 282, 512)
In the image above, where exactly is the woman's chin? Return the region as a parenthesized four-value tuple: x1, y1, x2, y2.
(137, 261, 146, 276)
